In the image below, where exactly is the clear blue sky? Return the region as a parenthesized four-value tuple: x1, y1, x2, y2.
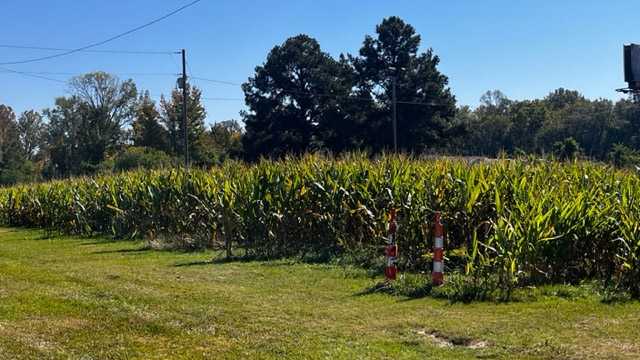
(0, 0, 636, 125)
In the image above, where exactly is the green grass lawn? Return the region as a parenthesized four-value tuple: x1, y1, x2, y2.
(1, 228, 639, 359)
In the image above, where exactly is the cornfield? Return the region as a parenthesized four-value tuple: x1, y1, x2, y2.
(1, 154, 639, 297)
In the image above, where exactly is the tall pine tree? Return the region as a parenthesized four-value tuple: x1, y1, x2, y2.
(160, 82, 208, 165)
(352, 17, 457, 152)
(241, 35, 354, 160)
(132, 92, 169, 152)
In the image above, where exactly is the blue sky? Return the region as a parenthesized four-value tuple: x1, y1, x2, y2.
(0, 0, 636, 125)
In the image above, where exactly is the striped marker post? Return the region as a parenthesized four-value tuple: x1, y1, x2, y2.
(385, 209, 398, 281)
(432, 212, 444, 286)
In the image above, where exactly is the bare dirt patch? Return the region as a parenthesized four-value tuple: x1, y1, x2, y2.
(416, 329, 489, 349)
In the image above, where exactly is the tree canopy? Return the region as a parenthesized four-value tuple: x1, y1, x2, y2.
(45, 72, 137, 175)
(242, 34, 354, 159)
(241, 17, 458, 159)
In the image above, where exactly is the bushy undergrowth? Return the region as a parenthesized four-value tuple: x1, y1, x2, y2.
(376, 273, 495, 302)
(1, 154, 639, 298)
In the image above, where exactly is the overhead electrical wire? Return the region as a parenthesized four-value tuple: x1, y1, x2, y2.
(190, 76, 242, 87)
(0, 44, 177, 55)
(1, 68, 449, 107)
(191, 76, 449, 106)
(1, 70, 178, 77)
(0, 0, 202, 65)
(0, 66, 66, 84)
(0, 67, 182, 88)
(0, 67, 181, 85)
(202, 97, 244, 101)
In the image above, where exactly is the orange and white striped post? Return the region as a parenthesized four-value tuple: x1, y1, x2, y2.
(385, 209, 398, 281)
(432, 211, 444, 286)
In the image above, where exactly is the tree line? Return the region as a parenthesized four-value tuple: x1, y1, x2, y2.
(452, 89, 640, 164)
(0, 72, 243, 184)
(1, 16, 639, 185)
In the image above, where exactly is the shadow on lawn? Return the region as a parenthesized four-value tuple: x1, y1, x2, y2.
(172, 255, 255, 267)
(173, 260, 213, 267)
(10, 228, 106, 242)
(92, 248, 152, 255)
(354, 282, 395, 297)
(80, 238, 131, 245)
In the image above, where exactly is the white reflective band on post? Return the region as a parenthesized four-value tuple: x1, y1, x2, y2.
(387, 257, 396, 266)
(433, 261, 444, 273)
(435, 236, 444, 249)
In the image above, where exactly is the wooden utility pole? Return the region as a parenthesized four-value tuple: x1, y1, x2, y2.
(181, 49, 189, 168)
(392, 76, 397, 153)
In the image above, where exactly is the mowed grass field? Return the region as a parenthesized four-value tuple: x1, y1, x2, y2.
(1, 228, 639, 360)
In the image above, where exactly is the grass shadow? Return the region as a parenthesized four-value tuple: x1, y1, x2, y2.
(8, 227, 127, 244)
(80, 238, 132, 245)
(92, 248, 151, 255)
(354, 281, 393, 297)
(210, 255, 266, 264)
(173, 260, 213, 267)
(172, 251, 247, 267)
(7, 227, 106, 242)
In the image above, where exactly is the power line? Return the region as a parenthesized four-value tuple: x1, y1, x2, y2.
(191, 76, 242, 87)
(190, 75, 450, 107)
(202, 97, 244, 101)
(190, 76, 372, 101)
(0, 66, 66, 84)
(0, 68, 180, 85)
(1, 67, 450, 107)
(1, 70, 178, 77)
(0, 44, 178, 55)
(0, 0, 203, 65)
(144, 93, 244, 102)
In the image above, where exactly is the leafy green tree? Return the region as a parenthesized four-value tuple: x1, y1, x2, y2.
(132, 92, 169, 152)
(0, 105, 40, 184)
(45, 72, 137, 176)
(553, 137, 582, 160)
(577, 99, 615, 158)
(613, 99, 640, 149)
(0, 105, 25, 184)
(242, 35, 354, 159)
(608, 143, 640, 168)
(205, 120, 243, 161)
(541, 91, 614, 158)
(17, 110, 46, 161)
(544, 88, 585, 111)
(160, 82, 208, 165)
(44, 97, 84, 177)
(459, 88, 625, 161)
(0, 105, 21, 164)
(351, 16, 457, 152)
(507, 100, 550, 153)
(463, 90, 513, 156)
(443, 105, 475, 154)
(112, 146, 174, 172)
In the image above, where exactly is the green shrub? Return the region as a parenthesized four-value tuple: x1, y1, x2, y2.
(112, 147, 174, 172)
(608, 143, 640, 169)
(553, 137, 581, 160)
